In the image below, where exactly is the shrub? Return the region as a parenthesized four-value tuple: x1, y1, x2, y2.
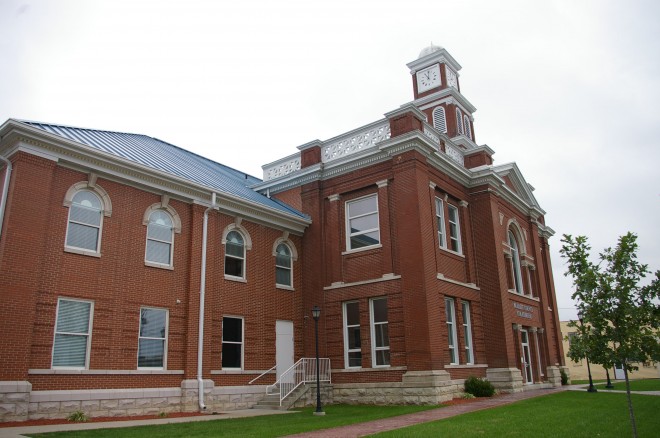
(464, 376, 496, 397)
(560, 369, 569, 385)
(67, 410, 88, 422)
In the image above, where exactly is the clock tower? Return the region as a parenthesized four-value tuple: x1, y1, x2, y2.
(407, 44, 476, 141)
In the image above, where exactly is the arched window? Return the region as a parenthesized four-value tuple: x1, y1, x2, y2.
(455, 108, 464, 135)
(275, 243, 292, 287)
(433, 106, 447, 133)
(66, 190, 103, 253)
(145, 210, 174, 266)
(225, 231, 245, 278)
(463, 115, 472, 139)
(509, 230, 524, 294)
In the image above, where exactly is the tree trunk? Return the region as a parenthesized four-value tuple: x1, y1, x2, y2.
(623, 365, 638, 438)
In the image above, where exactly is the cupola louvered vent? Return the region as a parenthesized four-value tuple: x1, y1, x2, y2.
(433, 107, 447, 133)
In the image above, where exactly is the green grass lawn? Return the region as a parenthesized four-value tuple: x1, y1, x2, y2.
(29, 404, 439, 438)
(571, 379, 607, 385)
(595, 379, 660, 391)
(372, 391, 660, 438)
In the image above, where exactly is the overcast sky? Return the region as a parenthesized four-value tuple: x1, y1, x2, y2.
(1, 0, 658, 321)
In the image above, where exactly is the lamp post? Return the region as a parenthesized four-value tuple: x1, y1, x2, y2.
(578, 312, 597, 393)
(312, 306, 324, 415)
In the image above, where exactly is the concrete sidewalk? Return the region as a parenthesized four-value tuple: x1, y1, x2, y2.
(0, 409, 292, 438)
(285, 388, 564, 438)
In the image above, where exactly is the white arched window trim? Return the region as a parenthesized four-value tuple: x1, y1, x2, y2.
(506, 220, 526, 295)
(222, 222, 252, 282)
(63, 181, 112, 257)
(432, 106, 447, 133)
(142, 203, 181, 233)
(463, 115, 472, 139)
(455, 108, 464, 136)
(272, 236, 298, 290)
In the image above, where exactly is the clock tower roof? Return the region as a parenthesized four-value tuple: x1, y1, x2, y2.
(418, 44, 443, 59)
(407, 45, 462, 75)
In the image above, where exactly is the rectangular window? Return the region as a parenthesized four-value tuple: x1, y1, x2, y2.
(52, 298, 93, 369)
(138, 307, 168, 369)
(370, 297, 390, 367)
(462, 301, 474, 364)
(222, 316, 244, 369)
(447, 204, 462, 253)
(343, 301, 362, 368)
(346, 195, 380, 250)
(435, 197, 446, 248)
(445, 297, 458, 364)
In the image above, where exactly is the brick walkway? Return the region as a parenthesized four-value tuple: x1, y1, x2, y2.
(286, 387, 565, 438)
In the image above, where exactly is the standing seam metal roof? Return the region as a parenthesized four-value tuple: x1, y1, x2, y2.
(20, 120, 307, 219)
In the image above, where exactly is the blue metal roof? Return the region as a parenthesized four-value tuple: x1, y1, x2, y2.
(21, 120, 307, 219)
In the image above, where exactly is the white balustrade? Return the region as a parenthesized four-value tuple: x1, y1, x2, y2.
(266, 357, 331, 405)
(445, 144, 465, 166)
(322, 122, 391, 163)
(263, 155, 301, 181)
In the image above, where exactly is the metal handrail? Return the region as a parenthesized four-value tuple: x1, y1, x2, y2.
(266, 358, 331, 405)
(248, 364, 277, 385)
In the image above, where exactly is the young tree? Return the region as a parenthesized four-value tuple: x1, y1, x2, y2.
(560, 232, 660, 438)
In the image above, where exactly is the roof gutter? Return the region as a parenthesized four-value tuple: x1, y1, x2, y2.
(198, 192, 217, 411)
(0, 154, 12, 238)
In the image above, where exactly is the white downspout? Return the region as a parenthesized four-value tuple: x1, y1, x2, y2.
(198, 192, 216, 411)
(0, 155, 12, 238)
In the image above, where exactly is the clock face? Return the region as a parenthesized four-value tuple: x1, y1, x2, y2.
(416, 64, 441, 93)
(446, 66, 458, 89)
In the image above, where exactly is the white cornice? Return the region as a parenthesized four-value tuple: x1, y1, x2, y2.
(406, 48, 462, 74)
(408, 88, 477, 114)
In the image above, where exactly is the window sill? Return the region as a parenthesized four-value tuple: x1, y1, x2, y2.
(332, 366, 407, 373)
(64, 247, 101, 258)
(225, 275, 247, 283)
(436, 273, 479, 290)
(30, 369, 184, 375)
(342, 244, 382, 256)
(276, 284, 295, 291)
(438, 246, 465, 258)
(507, 290, 540, 301)
(211, 369, 265, 375)
(444, 364, 488, 369)
(145, 261, 174, 270)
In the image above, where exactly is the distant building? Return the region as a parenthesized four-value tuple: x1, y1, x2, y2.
(560, 321, 659, 381)
(0, 45, 566, 422)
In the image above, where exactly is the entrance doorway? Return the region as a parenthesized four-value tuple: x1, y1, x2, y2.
(614, 363, 625, 380)
(520, 329, 534, 384)
(276, 320, 294, 381)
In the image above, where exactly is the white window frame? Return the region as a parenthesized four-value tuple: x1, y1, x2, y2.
(463, 115, 472, 139)
(222, 316, 244, 370)
(462, 301, 474, 364)
(275, 243, 293, 288)
(369, 297, 390, 368)
(445, 297, 459, 365)
(435, 197, 446, 249)
(447, 204, 462, 254)
(225, 230, 246, 280)
(343, 301, 362, 369)
(345, 194, 381, 252)
(65, 190, 103, 255)
(509, 230, 525, 294)
(145, 210, 175, 268)
(432, 106, 447, 133)
(52, 298, 94, 370)
(137, 307, 168, 370)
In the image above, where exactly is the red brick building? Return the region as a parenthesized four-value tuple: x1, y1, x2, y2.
(0, 45, 565, 421)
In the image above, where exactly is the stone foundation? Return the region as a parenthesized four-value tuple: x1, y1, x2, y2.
(486, 368, 524, 393)
(2, 380, 270, 421)
(0, 381, 31, 422)
(547, 366, 566, 387)
(333, 371, 464, 405)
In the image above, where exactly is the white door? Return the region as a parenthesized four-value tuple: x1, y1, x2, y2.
(520, 329, 534, 384)
(614, 364, 625, 380)
(276, 320, 294, 381)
